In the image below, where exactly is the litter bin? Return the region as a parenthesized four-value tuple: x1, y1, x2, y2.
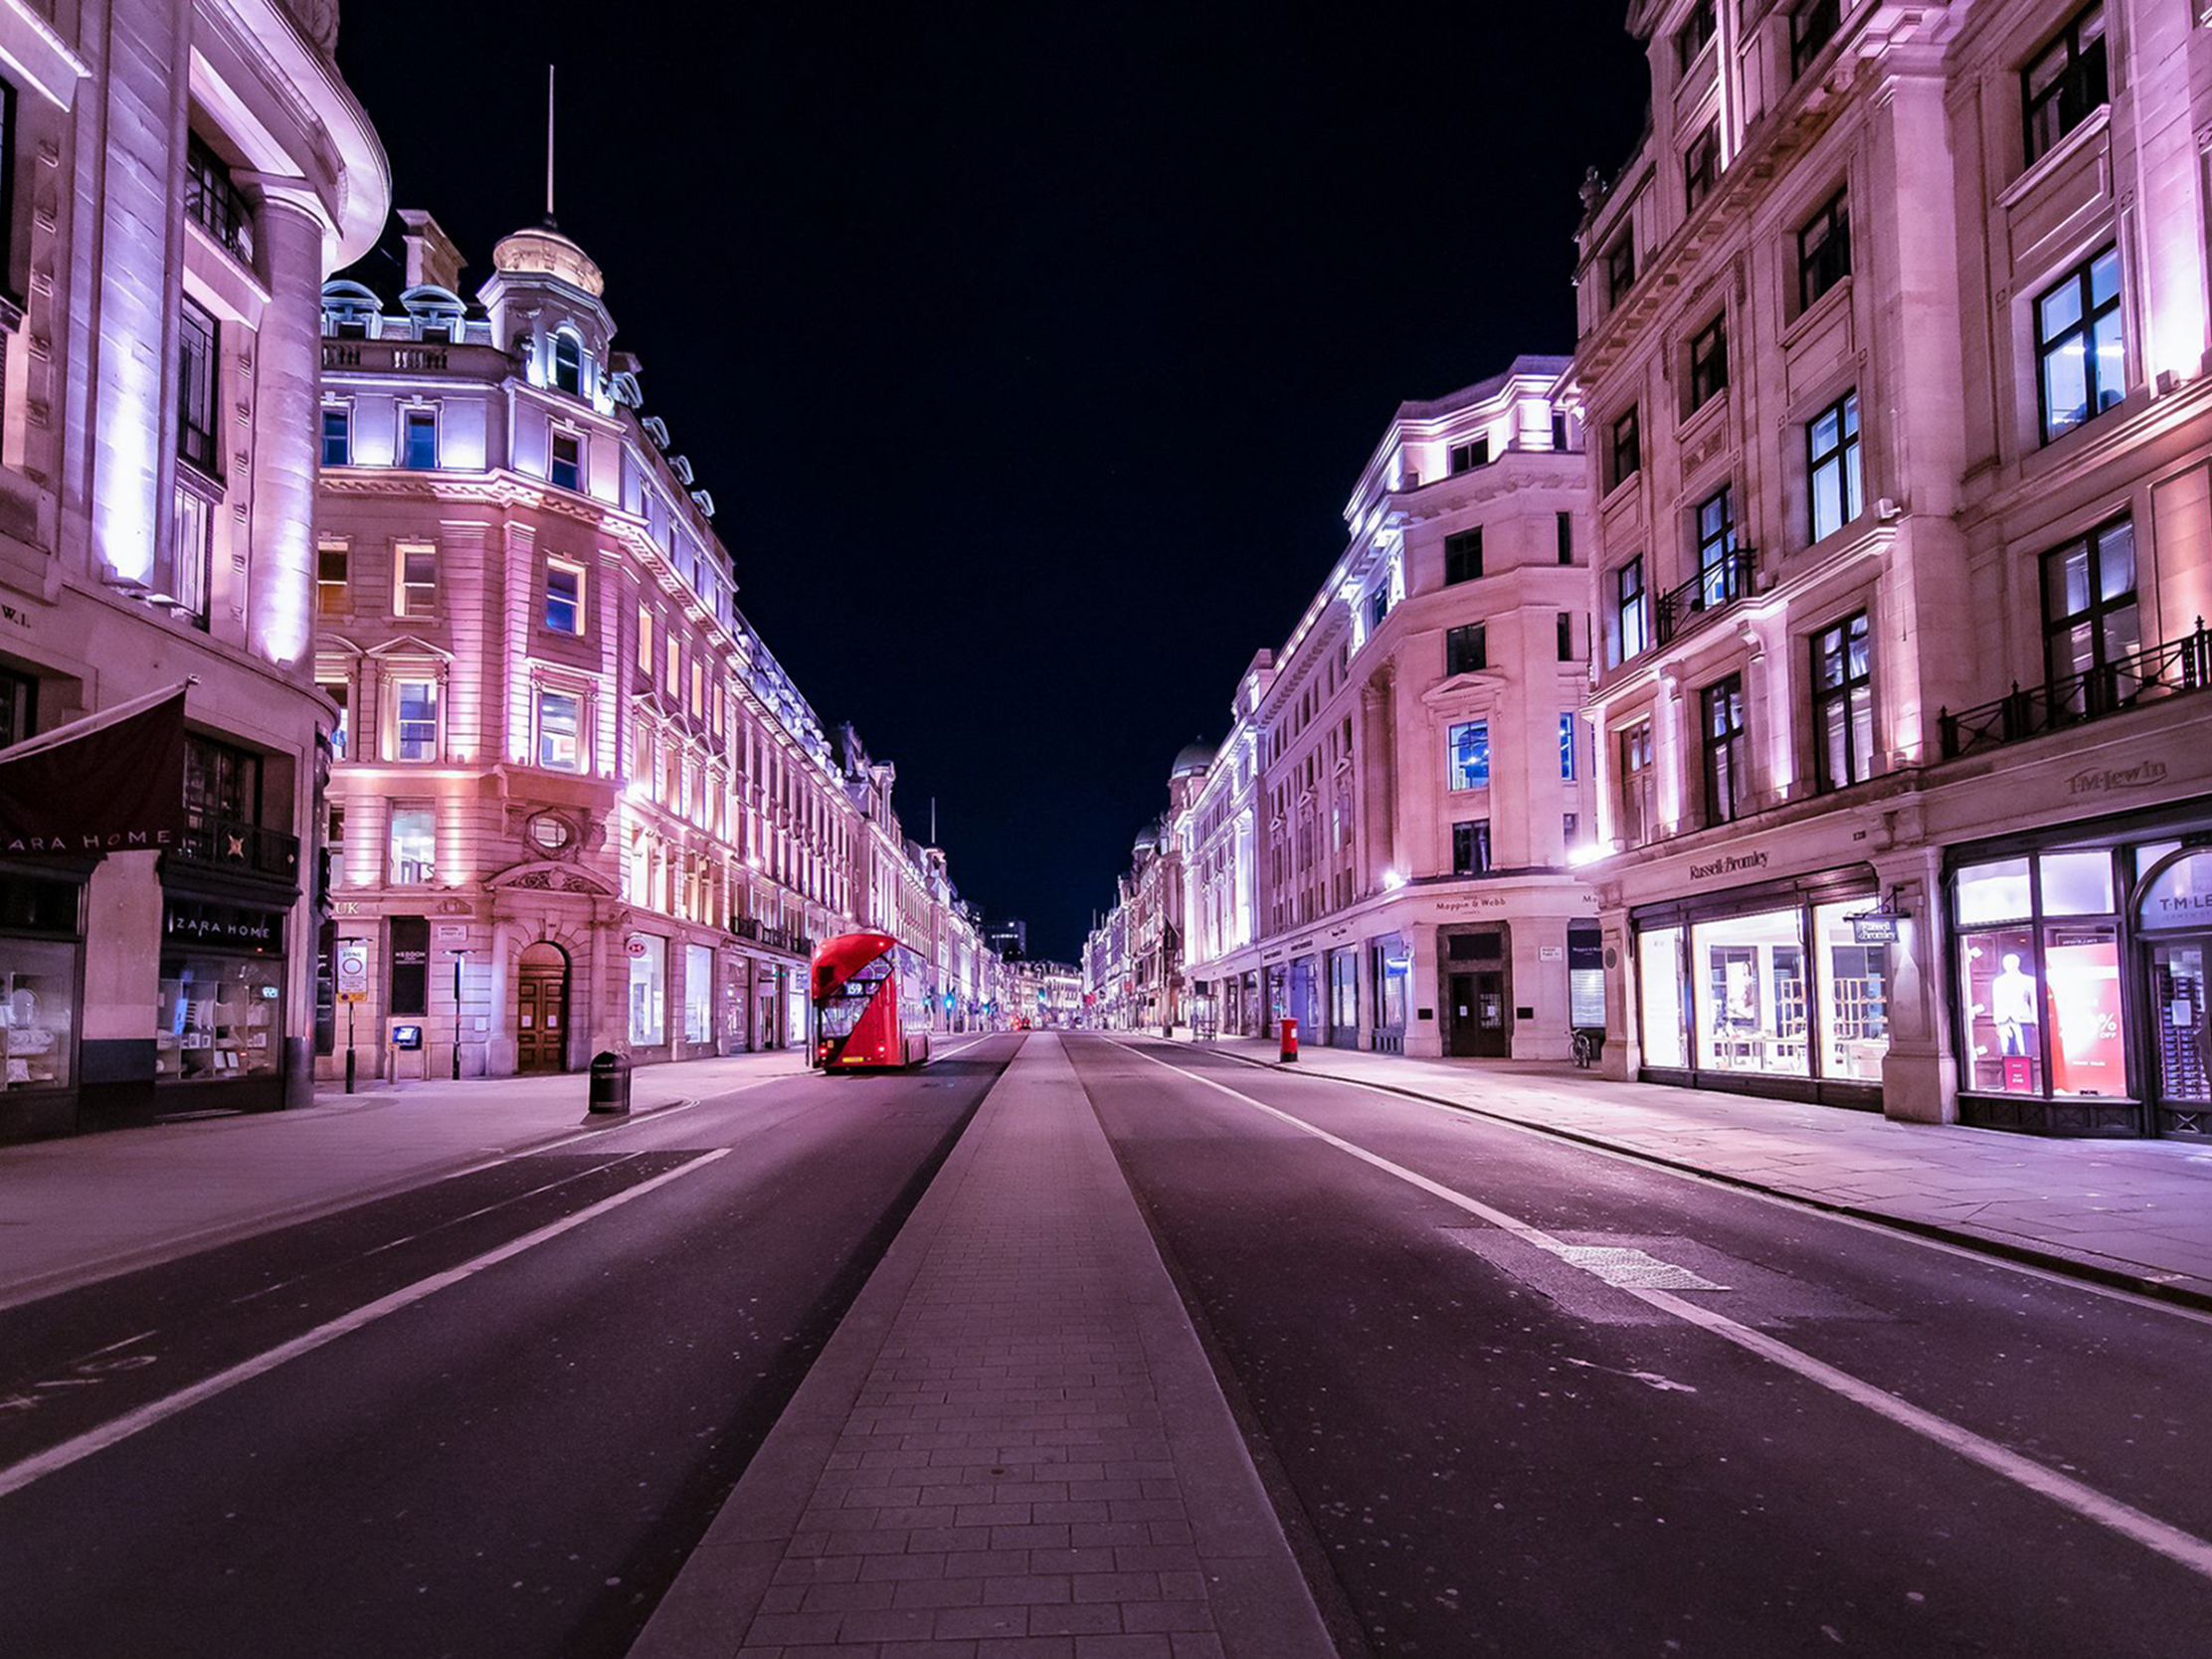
(1279, 1017, 1299, 1063)
(588, 1050, 632, 1115)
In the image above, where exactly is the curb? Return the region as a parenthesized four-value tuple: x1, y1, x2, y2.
(1174, 1040, 2212, 1320)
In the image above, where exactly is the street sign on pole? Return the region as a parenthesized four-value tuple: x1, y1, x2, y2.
(335, 940, 370, 1004)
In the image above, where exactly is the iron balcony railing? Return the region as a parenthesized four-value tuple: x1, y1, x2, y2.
(1653, 548, 1756, 647)
(731, 915, 814, 959)
(174, 810, 301, 882)
(1938, 620, 2212, 760)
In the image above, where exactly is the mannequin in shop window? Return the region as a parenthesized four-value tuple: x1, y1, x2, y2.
(1992, 953, 2038, 1056)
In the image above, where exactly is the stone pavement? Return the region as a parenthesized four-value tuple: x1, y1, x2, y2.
(0, 1047, 810, 1309)
(631, 1032, 1333, 1659)
(1165, 1031, 2212, 1309)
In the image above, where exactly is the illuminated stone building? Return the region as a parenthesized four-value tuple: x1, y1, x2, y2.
(0, 0, 386, 1138)
(1571, 0, 2212, 1136)
(1180, 359, 1596, 1058)
(316, 211, 853, 1079)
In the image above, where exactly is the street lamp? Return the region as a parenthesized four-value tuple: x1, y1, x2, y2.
(451, 948, 472, 1079)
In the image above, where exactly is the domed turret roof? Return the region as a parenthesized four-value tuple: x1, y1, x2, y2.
(1171, 740, 1214, 778)
(1133, 819, 1165, 855)
(490, 223, 605, 297)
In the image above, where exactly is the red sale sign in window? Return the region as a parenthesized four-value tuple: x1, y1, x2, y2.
(2046, 928, 2124, 1096)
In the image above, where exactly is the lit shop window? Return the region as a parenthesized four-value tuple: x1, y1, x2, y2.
(685, 942, 713, 1044)
(629, 935, 667, 1045)
(1813, 901, 1890, 1083)
(1638, 925, 1687, 1069)
(1955, 850, 2123, 1099)
(1692, 910, 1811, 1078)
(1446, 721, 1490, 791)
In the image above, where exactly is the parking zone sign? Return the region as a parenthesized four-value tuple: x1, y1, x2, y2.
(335, 940, 370, 1005)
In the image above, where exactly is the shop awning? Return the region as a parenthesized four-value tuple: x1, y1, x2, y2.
(0, 680, 189, 858)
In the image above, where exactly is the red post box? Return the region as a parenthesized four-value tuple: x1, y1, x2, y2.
(1279, 1017, 1299, 1062)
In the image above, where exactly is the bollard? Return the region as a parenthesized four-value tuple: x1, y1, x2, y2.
(587, 1050, 632, 1115)
(1279, 1016, 1299, 1063)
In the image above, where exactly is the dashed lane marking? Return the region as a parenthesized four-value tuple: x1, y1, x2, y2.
(1106, 1038, 2212, 1585)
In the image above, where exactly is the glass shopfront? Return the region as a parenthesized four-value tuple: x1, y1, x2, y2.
(1633, 869, 1889, 1105)
(1327, 948, 1358, 1047)
(1951, 826, 2212, 1139)
(0, 870, 83, 1102)
(157, 895, 285, 1090)
(1370, 934, 1410, 1054)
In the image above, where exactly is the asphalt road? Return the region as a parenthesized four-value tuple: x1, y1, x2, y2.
(0, 1033, 1018, 1659)
(1068, 1034, 2212, 1659)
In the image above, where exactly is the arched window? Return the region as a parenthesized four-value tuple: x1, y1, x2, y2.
(551, 330, 584, 396)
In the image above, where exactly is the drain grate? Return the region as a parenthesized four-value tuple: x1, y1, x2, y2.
(1545, 1244, 1728, 1291)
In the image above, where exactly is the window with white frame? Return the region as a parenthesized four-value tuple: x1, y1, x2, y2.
(2036, 246, 2123, 444)
(321, 406, 351, 467)
(545, 559, 585, 634)
(549, 428, 582, 491)
(1447, 720, 1490, 791)
(388, 804, 435, 885)
(401, 407, 438, 470)
(393, 677, 440, 762)
(537, 687, 584, 772)
(317, 541, 348, 616)
(395, 542, 436, 617)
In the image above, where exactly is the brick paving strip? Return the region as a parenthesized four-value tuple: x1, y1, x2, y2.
(629, 1033, 1335, 1659)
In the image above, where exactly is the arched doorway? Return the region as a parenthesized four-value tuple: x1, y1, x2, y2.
(516, 942, 570, 1074)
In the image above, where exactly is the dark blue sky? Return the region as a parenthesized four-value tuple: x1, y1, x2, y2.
(336, 3, 1650, 961)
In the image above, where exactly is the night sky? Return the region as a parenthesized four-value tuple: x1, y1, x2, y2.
(335, 4, 1650, 962)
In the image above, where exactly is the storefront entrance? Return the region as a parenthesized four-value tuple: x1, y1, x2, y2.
(516, 942, 568, 1074)
(1446, 970, 1508, 1057)
(2145, 937, 2210, 1137)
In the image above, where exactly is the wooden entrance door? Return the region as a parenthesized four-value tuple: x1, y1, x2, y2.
(1448, 971, 1509, 1058)
(516, 945, 569, 1074)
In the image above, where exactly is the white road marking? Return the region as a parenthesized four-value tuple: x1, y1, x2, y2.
(1115, 1036, 2212, 1331)
(1107, 1039, 2212, 1583)
(0, 1149, 730, 1502)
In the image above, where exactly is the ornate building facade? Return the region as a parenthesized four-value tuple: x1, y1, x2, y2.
(0, 0, 386, 1139)
(1572, 0, 2212, 1137)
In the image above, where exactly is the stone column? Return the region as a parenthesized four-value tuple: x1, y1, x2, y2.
(243, 188, 329, 672)
(1873, 835, 1954, 1124)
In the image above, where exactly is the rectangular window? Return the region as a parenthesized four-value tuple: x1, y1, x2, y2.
(1639, 925, 1686, 1067)
(1447, 720, 1490, 792)
(1557, 511, 1573, 565)
(684, 942, 713, 1044)
(664, 636, 680, 698)
(1552, 412, 1569, 452)
(1443, 528, 1483, 586)
(170, 486, 212, 624)
(1688, 313, 1729, 411)
(545, 559, 584, 634)
(629, 934, 666, 1046)
(1557, 612, 1575, 661)
(395, 542, 436, 616)
(1693, 910, 1810, 1078)
(1445, 623, 1486, 676)
(320, 407, 350, 467)
(1560, 713, 1577, 780)
(184, 734, 261, 822)
(1806, 390, 1863, 542)
(1449, 437, 1490, 474)
(1792, 0, 1842, 76)
(1695, 484, 1742, 607)
(637, 605, 653, 673)
(1611, 557, 1648, 666)
(537, 688, 583, 771)
(691, 658, 704, 712)
(2024, 4, 2109, 167)
(1368, 587, 1388, 634)
(1452, 820, 1492, 876)
(1701, 674, 1749, 826)
(549, 429, 582, 491)
(1677, 0, 1716, 69)
(1684, 123, 1720, 212)
(2041, 515, 2140, 712)
(1811, 612, 1875, 792)
(1797, 189, 1851, 310)
(1605, 236, 1636, 306)
(1607, 407, 1640, 491)
(388, 805, 435, 885)
(322, 679, 348, 762)
(394, 678, 439, 762)
(177, 296, 220, 476)
(184, 132, 254, 264)
(316, 541, 348, 616)
(2036, 245, 2123, 444)
(401, 407, 438, 470)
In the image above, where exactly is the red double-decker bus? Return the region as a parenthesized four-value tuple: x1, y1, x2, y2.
(812, 931, 933, 1069)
